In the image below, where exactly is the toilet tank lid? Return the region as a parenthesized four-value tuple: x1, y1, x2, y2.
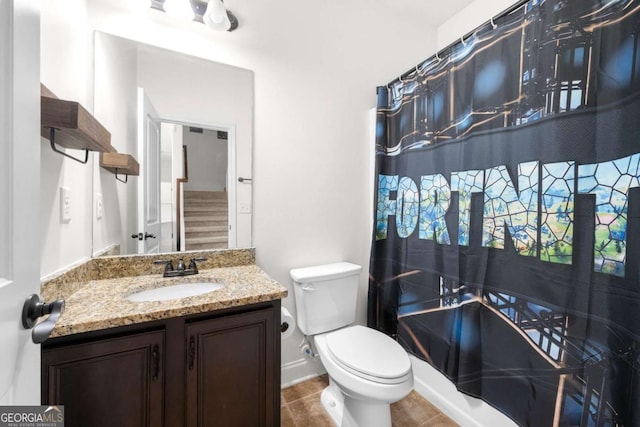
(290, 262, 362, 283)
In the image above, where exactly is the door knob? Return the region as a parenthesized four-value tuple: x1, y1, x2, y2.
(21, 294, 65, 344)
(131, 232, 156, 240)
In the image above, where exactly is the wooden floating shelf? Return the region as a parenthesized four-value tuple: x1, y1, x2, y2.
(100, 152, 140, 176)
(41, 84, 116, 153)
(40, 83, 137, 176)
(40, 83, 57, 99)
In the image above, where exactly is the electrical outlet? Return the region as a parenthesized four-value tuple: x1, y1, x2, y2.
(60, 186, 71, 223)
(96, 193, 103, 220)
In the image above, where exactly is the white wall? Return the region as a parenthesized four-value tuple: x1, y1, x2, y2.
(92, 33, 139, 256)
(437, 0, 518, 49)
(160, 122, 175, 253)
(246, 5, 440, 384)
(40, 0, 94, 278)
(182, 128, 228, 192)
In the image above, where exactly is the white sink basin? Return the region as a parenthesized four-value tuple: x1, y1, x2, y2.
(126, 282, 225, 302)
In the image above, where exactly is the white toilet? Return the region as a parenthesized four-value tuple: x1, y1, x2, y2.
(291, 262, 413, 427)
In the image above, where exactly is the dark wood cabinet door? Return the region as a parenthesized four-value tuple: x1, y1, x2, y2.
(185, 308, 279, 427)
(42, 330, 164, 427)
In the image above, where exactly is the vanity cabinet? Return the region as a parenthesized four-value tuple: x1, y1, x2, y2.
(42, 301, 281, 427)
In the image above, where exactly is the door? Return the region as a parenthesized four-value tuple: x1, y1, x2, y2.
(137, 88, 162, 254)
(42, 331, 165, 426)
(185, 308, 279, 427)
(0, 0, 42, 404)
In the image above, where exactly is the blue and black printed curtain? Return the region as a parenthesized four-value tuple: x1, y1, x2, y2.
(369, 0, 640, 425)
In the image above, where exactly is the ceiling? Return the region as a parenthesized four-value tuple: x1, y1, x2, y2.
(89, 0, 477, 35)
(373, 0, 477, 26)
(85, 0, 480, 83)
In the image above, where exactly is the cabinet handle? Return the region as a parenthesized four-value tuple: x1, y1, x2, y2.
(151, 344, 160, 382)
(188, 336, 196, 370)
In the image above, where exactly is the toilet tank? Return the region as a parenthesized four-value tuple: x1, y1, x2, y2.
(290, 262, 362, 335)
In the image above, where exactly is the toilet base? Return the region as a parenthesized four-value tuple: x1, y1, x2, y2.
(320, 381, 344, 426)
(320, 379, 393, 427)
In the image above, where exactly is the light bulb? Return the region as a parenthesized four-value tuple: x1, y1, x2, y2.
(163, 0, 194, 21)
(203, 0, 231, 31)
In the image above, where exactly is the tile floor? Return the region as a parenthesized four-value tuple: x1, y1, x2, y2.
(281, 375, 459, 427)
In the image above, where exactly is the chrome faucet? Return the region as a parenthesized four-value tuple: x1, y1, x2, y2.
(154, 258, 207, 277)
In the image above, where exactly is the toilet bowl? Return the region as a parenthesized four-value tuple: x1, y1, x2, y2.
(290, 262, 413, 426)
(314, 325, 413, 426)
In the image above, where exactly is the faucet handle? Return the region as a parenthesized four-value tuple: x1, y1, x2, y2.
(188, 257, 207, 272)
(153, 259, 174, 272)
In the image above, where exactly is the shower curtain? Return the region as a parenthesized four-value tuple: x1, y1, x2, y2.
(369, 1, 640, 425)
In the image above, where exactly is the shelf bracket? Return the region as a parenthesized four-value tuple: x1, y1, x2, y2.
(114, 168, 129, 184)
(47, 127, 89, 164)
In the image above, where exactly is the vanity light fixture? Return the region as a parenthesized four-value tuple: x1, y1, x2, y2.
(203, 0, 231, 31)
(150, 0, 239, 32)
(163, 0, 195, 21)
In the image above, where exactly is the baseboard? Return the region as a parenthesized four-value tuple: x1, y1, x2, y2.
(281, 357, 326, 388)
(410, 356, 516, 427)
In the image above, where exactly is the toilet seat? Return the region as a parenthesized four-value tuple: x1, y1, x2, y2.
(325, 325, 411, 385)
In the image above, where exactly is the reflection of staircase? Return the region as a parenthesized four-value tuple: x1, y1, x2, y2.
(184, 191, 228, 251)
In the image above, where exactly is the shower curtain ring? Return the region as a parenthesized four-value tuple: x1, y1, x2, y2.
(435, 51, 441, 62)
(491, 17, 497, 29)
(461, 36, 467, 46)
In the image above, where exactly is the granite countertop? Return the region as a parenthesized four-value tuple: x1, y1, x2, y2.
(50, 264, 288, 338)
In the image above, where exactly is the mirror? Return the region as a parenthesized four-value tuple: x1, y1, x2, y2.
(92, 32, 253, 256)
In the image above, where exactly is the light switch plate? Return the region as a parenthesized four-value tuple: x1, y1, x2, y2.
(96, 193, 103, 220)
(239, 202, 252, 214)
(60, 186, 71, 223)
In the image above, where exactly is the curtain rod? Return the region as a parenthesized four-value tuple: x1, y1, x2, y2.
(389, 0, 530, 87)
